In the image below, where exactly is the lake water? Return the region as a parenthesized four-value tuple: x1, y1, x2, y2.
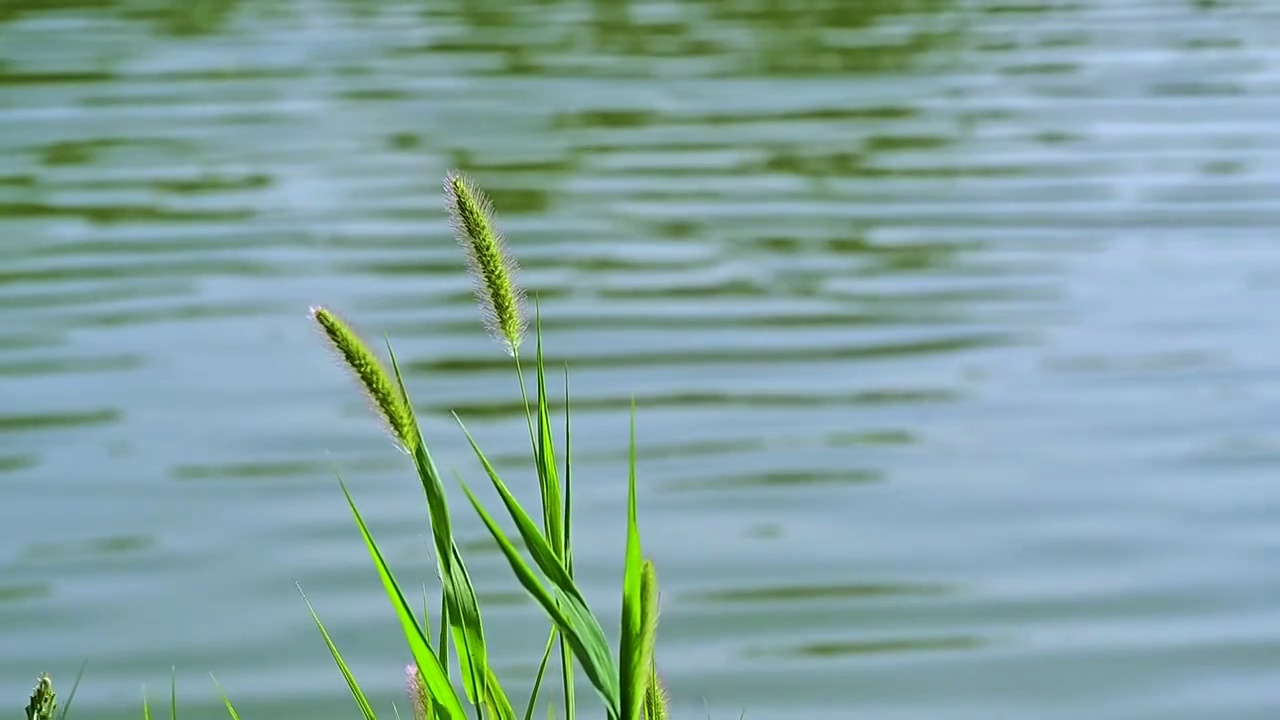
(4, 1, 1280, 718)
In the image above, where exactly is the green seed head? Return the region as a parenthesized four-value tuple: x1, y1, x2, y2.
(405, 663, 429, 720)
(442, 170, 527, 355)
(310, 305, 419, 453)
(25, 673, 56, 720)
(640, 560, 668, 720)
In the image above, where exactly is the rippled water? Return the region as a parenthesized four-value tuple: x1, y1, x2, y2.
(4, 1, 1280, 718)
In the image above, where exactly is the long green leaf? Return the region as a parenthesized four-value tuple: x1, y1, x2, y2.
(483, 666, 517, 720)
(459, 483, 621, 718)
(453, 419, 589, 610)
(339, 476, 469, 720)
(387, 341, 489, 705)
(532, 306, 563, 558)
(619, 400, 645, 720)
(514, 302, 576, 720)
(299, 584, 378, 720)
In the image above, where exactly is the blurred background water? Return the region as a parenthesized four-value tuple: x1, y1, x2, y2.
(3, 0, 1280, 718)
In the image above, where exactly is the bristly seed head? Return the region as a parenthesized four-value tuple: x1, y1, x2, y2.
(442, 170, 527, 355)
(309, 305, 419, 453)
(405, 663, 428, 720)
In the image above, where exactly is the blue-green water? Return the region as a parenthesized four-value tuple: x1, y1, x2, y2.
(3, 1, 1280, 718)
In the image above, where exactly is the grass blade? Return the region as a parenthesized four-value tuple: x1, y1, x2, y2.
(453, 419, 590, 611)
(459, 482, 621, 718)
(141, 686, 150, 720)
(387, 341, 490, 706)
(338, 476, 469, 720)
(515, 307, 576, 720)
(532, 306, 564, 558)
(299, 585, 378, 720)
(619, 400, 646, 720)
(523, 629, 557, 720)
(482, 666, 517, 720)
(209, 675, 241, 720)
(54, 661, 87, 720)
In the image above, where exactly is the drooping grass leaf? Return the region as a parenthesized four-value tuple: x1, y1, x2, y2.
(459, 482, 621, 718)
(299, 584, 379, 720)
(338, 476, 469, 720)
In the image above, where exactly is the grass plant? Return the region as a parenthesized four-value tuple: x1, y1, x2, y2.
(21, 171, 670, 720)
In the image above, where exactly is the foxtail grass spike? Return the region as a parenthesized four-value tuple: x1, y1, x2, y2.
(406, 664, 430, 720)
(640, 561, 667, 720)
(310, 306, 419, 452)
(26, 673, 56, 720)
(443, 170, 527, 354)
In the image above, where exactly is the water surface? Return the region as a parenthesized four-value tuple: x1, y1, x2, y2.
(3, 1, 1280, 718)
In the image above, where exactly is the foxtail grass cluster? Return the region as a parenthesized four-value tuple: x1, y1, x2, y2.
(304, 170, 669, 720)
(20, 172, 672, 720)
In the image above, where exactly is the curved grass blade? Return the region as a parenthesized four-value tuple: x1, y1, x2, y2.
(458, 482, 621, 718)
(299, 584, 378, 720)
(386, 341, 489, 706)
(453, 418, 590, 611)
(338, 476, 469, 720)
